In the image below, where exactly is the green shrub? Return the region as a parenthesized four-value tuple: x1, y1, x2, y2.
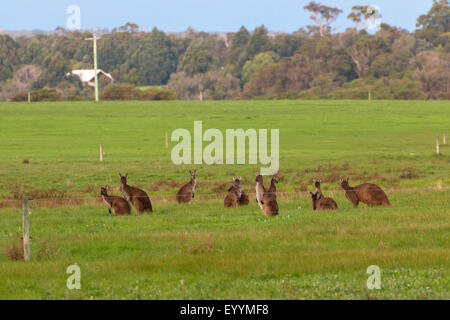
(100, 83, 138, 100)
(11, 88, 62, 102)
(101, 83, 177, 100)
(138, 87, 177, 100)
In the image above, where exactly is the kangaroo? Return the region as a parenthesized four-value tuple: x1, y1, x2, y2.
(238, 177, 249, 206)
(268, 176, 278, 195)
(255, 174, 266, 210)
(176, 170, 197, 204)
(100, 186, 131, 216)
(309, 191, 338, 211)
(119, 173, 153, 213)
(224, 177, 241, 208)
(229, 176, 249, 206)
(313, 179, 323, 198)
(340, 177, 391, 208)
(255, 174, 279, 216)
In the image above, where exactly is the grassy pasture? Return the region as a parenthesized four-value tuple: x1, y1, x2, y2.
(0, 100, 448, 299)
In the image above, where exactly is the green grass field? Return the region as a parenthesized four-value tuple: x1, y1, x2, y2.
(0, 100, 448, 299)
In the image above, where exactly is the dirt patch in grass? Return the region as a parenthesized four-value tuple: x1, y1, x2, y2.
(212, 182, 228, 194)
(36, 240, 60, 260)
(148, 179, 183, 192)
(397, 167, 419, 179)
(179, 233, 215, 255)
(12, 188, 67, 201)
(295, 181, 310, 192)
(0, 200, 22, 209)
(3, 233, 24, 261)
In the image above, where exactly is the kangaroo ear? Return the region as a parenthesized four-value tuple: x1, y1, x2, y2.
(119, 173, 122, 177)
(346, 177, 349, 182)
(238, 176, 241, 180)
(125, 173, 128, 178)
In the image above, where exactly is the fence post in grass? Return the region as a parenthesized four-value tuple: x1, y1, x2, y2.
(22, 197, 31, 262)
(368, 91, 371, 101)
(99, 141, 103, 162)
(444, 133, 446, 145)
(165, 132, 168, 149)
(436, 136, 440, 155)
(28, 92, 31, 103)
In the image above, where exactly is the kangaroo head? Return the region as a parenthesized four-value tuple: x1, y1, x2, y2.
(119, 173, 128, 185)
(313, 178, 321, 190)
(189, 170, 196, 181)
(229, 176, 242, 192)
(256, 173, 263, 184)
(340, 177, 350, 189)
(100, 186, 108, 197)
(233, 176, 242, 182)
(310, 191, 319, 210)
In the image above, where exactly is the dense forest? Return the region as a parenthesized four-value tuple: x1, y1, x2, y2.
(0, 0, 449, 101)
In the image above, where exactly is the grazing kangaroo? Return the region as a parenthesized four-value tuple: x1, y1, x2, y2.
(255, 174, 279, 216)
(340, 177, 391, 207)
(119, 173, 153, 213)
(224, 177, 241, 208)
(176, 170, 197, 204)
(309, 191, 338, 211)
(100, 186, 131, 216)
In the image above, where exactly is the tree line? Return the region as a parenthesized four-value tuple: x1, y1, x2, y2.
(0, 0, 449, 101)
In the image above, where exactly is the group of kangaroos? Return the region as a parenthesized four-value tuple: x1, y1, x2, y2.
(100, 170, 391, 216)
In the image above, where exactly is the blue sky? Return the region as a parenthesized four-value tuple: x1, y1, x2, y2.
(0, 0, 434, 32)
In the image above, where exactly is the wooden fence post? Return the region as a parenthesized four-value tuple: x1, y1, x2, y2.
(28, 92, 31, 103)
(444, 133, 446, 145)
(368, 91, 371, 100)
(22, 197, 31, 262)
(165, 132, 168, 149)
(436, 136, 440, 155)
(99, 141, 103, 162)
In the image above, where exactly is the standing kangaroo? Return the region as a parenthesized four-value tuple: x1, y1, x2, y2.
(309, 191, 338, 211)
(313, 179, 323, 198)
(255, 174, 266, 210)
(268, 176, 278, 195)
(176, 170, 197, 204)
(340, 177, 391, 207)
(224, 177, 241, 208)
(100, 186, 131, 216)
(255, 174, 279, 216)
(119, 173, 153, 213)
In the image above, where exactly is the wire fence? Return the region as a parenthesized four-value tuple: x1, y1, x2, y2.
(0, 185, 449, 202)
